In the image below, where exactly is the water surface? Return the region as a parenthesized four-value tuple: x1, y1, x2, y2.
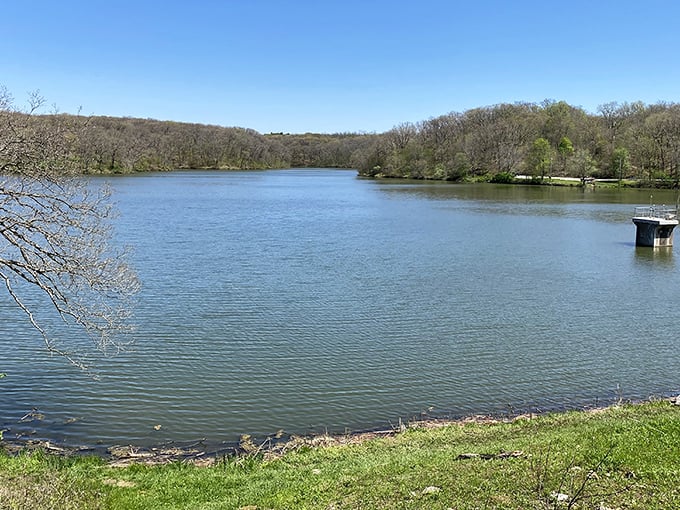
(2, 169, 679, 447)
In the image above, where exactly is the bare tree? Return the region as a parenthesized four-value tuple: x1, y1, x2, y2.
(0, 86, 139, 367)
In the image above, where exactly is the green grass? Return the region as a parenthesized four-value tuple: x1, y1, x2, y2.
(1, 401, 679, 509)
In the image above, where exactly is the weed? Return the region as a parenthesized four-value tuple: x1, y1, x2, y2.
(529, 442, 634, 509)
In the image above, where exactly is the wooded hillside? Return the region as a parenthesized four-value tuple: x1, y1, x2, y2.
(355, 101, 680, 186)
(74, 116, 377, 172)
(4, 99, 680, 186)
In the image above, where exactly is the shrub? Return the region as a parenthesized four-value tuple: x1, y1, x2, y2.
(490, 171, 516, 184)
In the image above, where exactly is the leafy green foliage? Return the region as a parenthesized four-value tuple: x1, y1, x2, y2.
(611, 146, 631, 180)
(355, 101, 680, 185)
(558, 136, 574, 157)
(526, 137, 553, 180)
(490, 171, 516, 183)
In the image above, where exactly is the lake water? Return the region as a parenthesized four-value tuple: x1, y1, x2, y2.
(2, 169, 680, 449)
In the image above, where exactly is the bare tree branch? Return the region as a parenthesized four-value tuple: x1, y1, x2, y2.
(0, 86, 139, 368)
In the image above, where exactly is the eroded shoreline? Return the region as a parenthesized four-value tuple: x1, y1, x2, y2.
(3, 395, 678, 467)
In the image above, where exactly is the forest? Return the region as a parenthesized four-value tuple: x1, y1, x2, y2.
(357, 100, 680, 186)
(4, 99, 680, 186)
(72, 116, 378, 172)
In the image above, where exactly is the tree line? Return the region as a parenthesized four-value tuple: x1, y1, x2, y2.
(354, 100, 680, 186)
(4, 113, 377, 173)
(4, 98, 680, 186)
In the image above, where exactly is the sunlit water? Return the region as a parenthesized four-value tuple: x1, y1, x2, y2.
(2, 169, 680, 448)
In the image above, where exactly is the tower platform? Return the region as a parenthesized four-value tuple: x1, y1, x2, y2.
(632, 206, 678, 247)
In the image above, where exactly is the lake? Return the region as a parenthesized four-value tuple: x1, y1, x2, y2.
(2, 169, 680, 449)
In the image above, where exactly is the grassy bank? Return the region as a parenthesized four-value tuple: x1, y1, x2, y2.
(1, 401, 679, 509)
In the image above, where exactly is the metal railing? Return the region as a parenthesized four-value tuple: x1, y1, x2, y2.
(633, 205, 678, 219)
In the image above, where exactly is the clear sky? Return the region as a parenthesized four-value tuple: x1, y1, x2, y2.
(2, 0, 679, 134)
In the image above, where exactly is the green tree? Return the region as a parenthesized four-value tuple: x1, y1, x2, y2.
(447, 152, 471, 181)
(611, 147, 631, 183)
(526, 137, 553, 181)
(557, 136, 574, 174)
(572, 148, 597, 183)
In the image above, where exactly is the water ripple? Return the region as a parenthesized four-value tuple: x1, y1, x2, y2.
(2, 170, 680, 447)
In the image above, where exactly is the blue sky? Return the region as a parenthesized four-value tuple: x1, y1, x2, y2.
(2, 1, 679, 133)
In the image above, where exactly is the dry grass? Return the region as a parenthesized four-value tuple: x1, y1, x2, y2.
(0, 470, 104, 510)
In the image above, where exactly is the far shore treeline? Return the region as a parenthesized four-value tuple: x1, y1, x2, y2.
(7, 99, 680, 186)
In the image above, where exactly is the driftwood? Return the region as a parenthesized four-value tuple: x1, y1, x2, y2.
(456, 450, 525, 460)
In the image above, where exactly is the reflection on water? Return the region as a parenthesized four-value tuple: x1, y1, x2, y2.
(2, 170, 680, 448)
(375, 182, 680, 224)
(634, 246, 675, 268)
